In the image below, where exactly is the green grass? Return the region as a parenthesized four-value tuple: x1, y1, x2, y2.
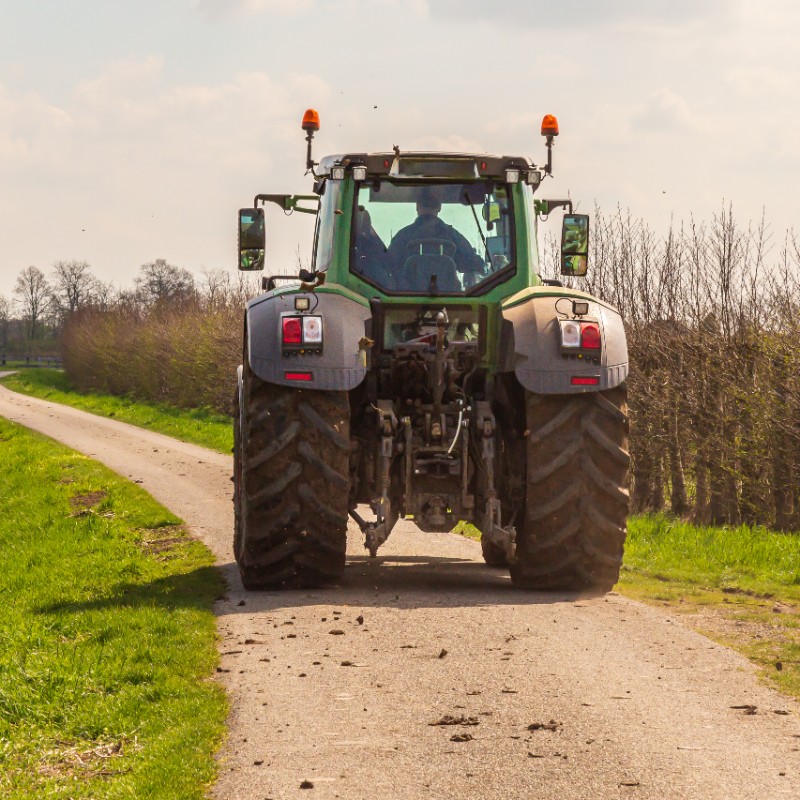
(622, 514, 800, 598)
(619, 514, 800, 699)
(0, 369, 233, 454)
(0, 417, 227, 799)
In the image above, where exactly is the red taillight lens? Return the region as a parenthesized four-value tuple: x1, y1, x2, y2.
(580, 323, 601, 349)
(282, 317, 302, 345)
(285, 371, 313, 382)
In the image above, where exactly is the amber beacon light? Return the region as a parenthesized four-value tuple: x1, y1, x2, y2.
(540, 114, 559, 137)
(541, 114, 559, 175)
(302, 109, 321, 171)
(302, 108, 320, 132)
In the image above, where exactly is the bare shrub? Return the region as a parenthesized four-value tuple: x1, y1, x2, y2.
(63, 215, 800, 531)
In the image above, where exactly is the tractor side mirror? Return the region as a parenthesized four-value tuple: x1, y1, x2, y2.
(560, 214, 589, 277)
(482, 200, 500, 231)
(238, 208, 265, 271)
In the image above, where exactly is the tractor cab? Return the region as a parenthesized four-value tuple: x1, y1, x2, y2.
(238, 112, 589, 298)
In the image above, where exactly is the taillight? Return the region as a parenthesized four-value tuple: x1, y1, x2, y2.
(559, 318, 601, 354)
(571, 376, 600, 386)
(282, 317, 302, 345)
(559, 320, 581, 349)
(580, 323, 601, 349)
(302, 316, 323, 343)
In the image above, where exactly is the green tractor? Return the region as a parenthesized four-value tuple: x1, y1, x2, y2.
(233, 109, 629, 592)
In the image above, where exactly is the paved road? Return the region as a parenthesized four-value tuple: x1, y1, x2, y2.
(1, 384, 798, 799)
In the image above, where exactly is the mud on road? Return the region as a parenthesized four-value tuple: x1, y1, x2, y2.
(1, 384, 798, 800)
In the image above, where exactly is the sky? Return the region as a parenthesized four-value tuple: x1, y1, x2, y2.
(1, 0, 798, 302)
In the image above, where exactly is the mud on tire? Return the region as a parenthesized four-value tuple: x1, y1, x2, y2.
(234, 364, 350, 589)
(510, 385, 630, 592)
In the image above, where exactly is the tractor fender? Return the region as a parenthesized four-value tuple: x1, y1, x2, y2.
(246, 289, 371, 390)
(500, 293, 628, 393)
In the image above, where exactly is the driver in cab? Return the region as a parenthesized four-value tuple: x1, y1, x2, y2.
(387, 187, 485, 291)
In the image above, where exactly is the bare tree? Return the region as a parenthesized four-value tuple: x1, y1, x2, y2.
(0, 295, 10, 353)
(92, 278, 115, 310)
(14, 266, 51, 343)
(51, 259, 96, 319)
(135, 259, 195, 307)
(201, 268, 231, 310)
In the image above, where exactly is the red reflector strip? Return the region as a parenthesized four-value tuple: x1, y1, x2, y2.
(571, 376, 600, 386)
(284, 371, 313, 382)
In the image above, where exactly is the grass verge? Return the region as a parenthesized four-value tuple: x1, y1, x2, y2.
(0, 369, 232, 454)
(0, 417, 227, 799)
(619, 514, 800, 701)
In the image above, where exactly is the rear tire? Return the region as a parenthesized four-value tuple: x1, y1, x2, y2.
(234, 364, 350, 589)
(510, 385, 630, 592)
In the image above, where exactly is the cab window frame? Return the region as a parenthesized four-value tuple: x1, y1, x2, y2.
(311, 179, 343, 273)
(348, 178, 517, 297)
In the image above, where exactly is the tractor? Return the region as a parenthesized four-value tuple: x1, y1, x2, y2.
(233, 109, 629, 592)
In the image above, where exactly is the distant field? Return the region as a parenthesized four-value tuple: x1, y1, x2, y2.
(0, 417, 226, 799)
(0, 369, 232, 454)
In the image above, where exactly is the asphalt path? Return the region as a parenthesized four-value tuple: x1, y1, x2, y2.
(1, 383, 798, 799)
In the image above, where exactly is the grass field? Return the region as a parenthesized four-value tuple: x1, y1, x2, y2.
(0, 369, 232, 454)
(0, 417, 227, 799)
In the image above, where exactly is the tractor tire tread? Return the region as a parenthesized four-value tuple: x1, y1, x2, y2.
(510, 384, 630, 592)
(233, 367, 350, 589)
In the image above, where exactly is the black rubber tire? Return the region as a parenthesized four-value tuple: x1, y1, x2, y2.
(510, 385, 630, 592)
(233, 364, 350, 589)
(233, 385, 243, 564)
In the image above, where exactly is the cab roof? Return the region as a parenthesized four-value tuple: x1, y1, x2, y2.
(317, 152, 540, 181)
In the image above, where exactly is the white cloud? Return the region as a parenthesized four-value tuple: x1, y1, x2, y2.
(74, 55, 164, 102)
(372, 0, 429, 15)
(576, 89, 704, 154)
(0, 82, 74, 170)
(193, 0, 428, 18)
(725, 66, 797, 99)
(192, 0, 314, 18)
(484, 112, 540, 138)
(427, 0, 736, 30)
(0, 58, 331, 293)
(404, 133, 486, 152)
(631, 88, 704, 134)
